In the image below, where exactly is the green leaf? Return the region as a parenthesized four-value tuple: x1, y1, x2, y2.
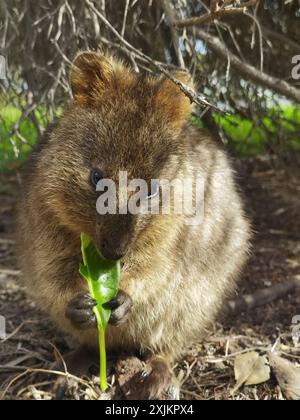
(79, 233, 120, 392)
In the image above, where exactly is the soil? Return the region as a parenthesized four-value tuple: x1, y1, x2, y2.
(0, 158, 299, 400)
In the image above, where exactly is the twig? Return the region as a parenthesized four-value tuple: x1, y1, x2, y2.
(162, 0, 185, 68)
(99, 36, 180, 70)
(10, 102, 37, 140)
(217, 21, 246, 61)
(1, 321, 39, 343)
(51, 39, 73, 66)
(0, 367, 100, 400)
(121, 0, 130, 38)
(244, 10, 264, 72)
(99, 0, 106, 17)
(262, 28, 299, 52)
(175, 0, 259, 28)
(48, 342, 68, 375)
(196, 29, 300, 103)
(225, 276, 300, 316)
(204, 346, 270, 363)
(0, 269, 21, 277)
(0, 239, 15, 245)
(32, 0, 65, 26)
(85, 0, 224, 112)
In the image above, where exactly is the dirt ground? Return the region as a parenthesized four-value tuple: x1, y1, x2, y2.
(0, 157, 299, 400)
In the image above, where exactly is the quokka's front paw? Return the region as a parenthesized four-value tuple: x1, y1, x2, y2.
(66, 292, 97, 330)
(103, 290, 132, 326)
(66, 290, 132, 330)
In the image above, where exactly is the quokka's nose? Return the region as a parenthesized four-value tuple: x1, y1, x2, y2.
(100, 238, 126, 261)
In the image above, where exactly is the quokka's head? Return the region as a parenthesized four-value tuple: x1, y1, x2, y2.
(43, 52, 194, 260)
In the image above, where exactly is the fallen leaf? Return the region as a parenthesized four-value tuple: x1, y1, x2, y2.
(232, 351, 270, 394)
(268, 352, 300, 400)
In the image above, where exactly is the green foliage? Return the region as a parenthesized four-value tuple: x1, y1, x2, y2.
(0, 106, 299, 172)
(0, 105, 63, 172)
(214, 106, 300, 156)
(0, 106, 39, 172)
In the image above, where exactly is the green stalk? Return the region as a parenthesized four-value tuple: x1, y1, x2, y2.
(97, 321, 107, 392)
(86, 280, 107, 392)
(79, 233, 120, 393)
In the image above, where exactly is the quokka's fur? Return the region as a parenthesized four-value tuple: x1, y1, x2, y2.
(18, 52, 251, 396)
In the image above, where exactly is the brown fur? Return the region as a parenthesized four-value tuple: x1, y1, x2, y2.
(17, 52, 251, 397)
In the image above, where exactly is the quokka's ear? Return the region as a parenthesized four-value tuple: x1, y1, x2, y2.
(70, 52, 115, 104)
(154, 72, 195, 129)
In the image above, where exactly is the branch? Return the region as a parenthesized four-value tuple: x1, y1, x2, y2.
(162, 0, 185, 68)
(99, 0, 106, 16)
(175, 0, 259, 28)
(225, 276, 300, 316)
(85, 0, 225, 112)
(262, 27, 300, 52)
(196, 29, 300, 103)
(121, 0, 130, 37)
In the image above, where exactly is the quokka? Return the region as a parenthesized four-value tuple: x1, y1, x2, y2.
(18, 52, 251, 399)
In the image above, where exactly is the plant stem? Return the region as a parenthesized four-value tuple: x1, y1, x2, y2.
(98, 324, 107, 392)
(94, 306, 107, 392)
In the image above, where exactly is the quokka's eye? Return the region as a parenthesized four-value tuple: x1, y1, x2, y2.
(90, 169, 103, 187)
(147, 181, 160, 200)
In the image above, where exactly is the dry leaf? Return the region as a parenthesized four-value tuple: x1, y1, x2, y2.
(268, 352, 300, 401)
(232, 351, 270, 394)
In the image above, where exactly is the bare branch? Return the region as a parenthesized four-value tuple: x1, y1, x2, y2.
(121, 0, 130, 38)
(262, 27, 300, 52)
(2, 0, 299, 169)
(225, 276, 300, 316)
(162, 0, 185, 68)
(196, 29, 300, 103)
(99, 0, 106, 17)
(85, 0, 224, 112)
(244, 11, 264, 72)
(175, 0, 260, 28)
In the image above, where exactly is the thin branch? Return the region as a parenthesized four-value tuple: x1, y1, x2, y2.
(175, 0, 259, 28)
(262, 27, 300, 52)
(85, 0, 224, 112)
(121, 0, 130, 38)
(220, 0, 236, 8)
(99, 0, 106, 17)
(244, 10, 264, 72)
(217, 21, 246, 61)
(196, 29, 300, 103)
(162, 0, 185, 68)
(0, 269, 21, 276)
(99, 36, 179, 70)
(225, 276, 300, 316)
